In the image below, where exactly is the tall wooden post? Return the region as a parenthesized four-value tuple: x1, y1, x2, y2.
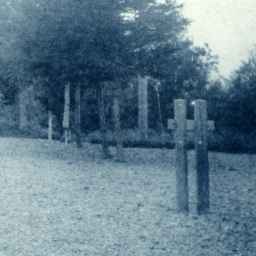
(63, 83, 71, 145)
(97, 85, 111, 158)
(194, 99, 210, 214)
(48, 110, 53, 141)
(174, 99, 189, 213)
(18, 87, 29, 130)
(75, 84, 82, 148)
(154, 85, 164, 145)
(138, 76, 148, 140)
(113, 88, 124, 162)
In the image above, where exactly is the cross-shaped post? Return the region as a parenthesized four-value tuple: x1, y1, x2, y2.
(171, 99, 189, 214)
(194, 99, 211, 214)
(168, 99, 215, 214)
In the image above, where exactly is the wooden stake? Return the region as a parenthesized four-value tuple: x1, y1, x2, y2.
(138, 76, 148, 140)
(64, 129, 68, 145)
(113, 88, 124, 161)
(75, 84, 82, 148)
(174, 99, 189, 213)
(63, 83, 71, 144)
(18, 87, 29, 130)
(48, 110, 53, 141)
(97, 85, 111, 158)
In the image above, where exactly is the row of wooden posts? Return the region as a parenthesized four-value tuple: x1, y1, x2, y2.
(59, 76, 150, 147)
(50, 78, 213, 215)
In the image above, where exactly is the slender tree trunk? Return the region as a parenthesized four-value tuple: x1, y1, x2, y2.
(48, 110, 53, 141)
(138, 75, 148, 140)
(97, 85, 111, 158)
(63, 83, 71, 145)
(113, 88, 124, 161)
(75, 84, 82, 148)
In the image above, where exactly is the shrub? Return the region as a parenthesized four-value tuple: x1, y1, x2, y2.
(87, 128, 174, 148)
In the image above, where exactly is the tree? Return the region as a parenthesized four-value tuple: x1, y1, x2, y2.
(0, 0, 218, 152)
(223, 48, 256, 132)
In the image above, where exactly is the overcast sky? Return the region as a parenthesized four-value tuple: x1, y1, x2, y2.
(181, 0, 256, 77)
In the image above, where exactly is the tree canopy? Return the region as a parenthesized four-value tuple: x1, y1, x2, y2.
(0, 0, 216, 90)
(0, 0, 218, 135)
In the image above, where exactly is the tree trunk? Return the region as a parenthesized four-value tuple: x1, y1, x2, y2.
(75, 84, 82, 148)
(97, 85, 111, 158)
(62, 83, 71, 145)
(113, 88, 124, 161)
(48, 110, 53, 141)
(138, 75, 148, 140)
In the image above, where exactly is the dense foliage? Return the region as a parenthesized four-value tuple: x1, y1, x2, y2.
(225, 50, 256, 132)
(0, 0, 218, 141)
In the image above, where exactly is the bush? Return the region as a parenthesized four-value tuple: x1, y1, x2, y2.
(87, 128, 174, 148)
(0, 104, 17, 136)
(87, 128, 256, 153)
(209, 129, 256, 153)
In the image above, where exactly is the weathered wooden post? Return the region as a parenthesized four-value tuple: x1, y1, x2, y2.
(174, 99, 189, 213)
(138, 76, 148, 140)
(18, 87, 29, 130)
(48, 110, 53, 141)
(194, 99, 210, 214)
(75, 84, 82, 148)
(168, 99, 214, 215)
(113, 88, 124, 162)
(63, 83, 71, 145)
(47, 88, 54, 142)
(97, 84, 111, 158)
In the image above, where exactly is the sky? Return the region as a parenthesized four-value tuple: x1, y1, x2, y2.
(181, 0, 256, 78)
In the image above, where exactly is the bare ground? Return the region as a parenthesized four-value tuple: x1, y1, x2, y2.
(0, 138, 255, 256)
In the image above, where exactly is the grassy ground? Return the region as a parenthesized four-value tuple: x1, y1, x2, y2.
(0, 138, 255, 255)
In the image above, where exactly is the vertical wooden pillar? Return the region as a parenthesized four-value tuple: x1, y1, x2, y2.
(194, 99, 210, 214)
(75, 84, 82, 148)
(174, 99, 189, 213)
(113, 88, 124, 161)
(18, 87, 29, 130)
(48, 110, 53, 141)
(63, 83, 71, 145)
(138, 76, 148, 140)
(97, 85, 111, 158)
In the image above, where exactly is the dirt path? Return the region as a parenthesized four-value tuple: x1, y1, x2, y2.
(0, 138, 255, 255)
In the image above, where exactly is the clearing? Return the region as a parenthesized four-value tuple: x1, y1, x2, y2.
(0, 138, 255, 256)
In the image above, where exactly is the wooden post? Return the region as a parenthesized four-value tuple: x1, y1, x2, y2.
(63, 83, 71, 145)
(155, 85, 164, 146)
(75, 84, 82, 148)
(138, 76, 148, 140)
(194, 99, 210, 214)
(174, 99, 189, 213)
(18, 87, 29, 130)
(97, 85, 111, 158)
(113, 88, 124, 162)
(48, 110, 53, 141)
